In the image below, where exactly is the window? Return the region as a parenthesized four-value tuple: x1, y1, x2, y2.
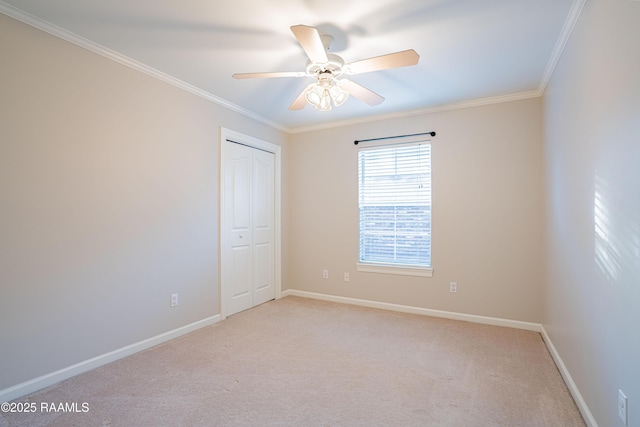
(357, 142, 432, 277)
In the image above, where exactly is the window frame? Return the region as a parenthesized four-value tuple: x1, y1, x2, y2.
(356, 140, 433, 278)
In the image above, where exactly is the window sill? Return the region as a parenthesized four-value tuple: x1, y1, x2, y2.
(356, 262, 433, 278)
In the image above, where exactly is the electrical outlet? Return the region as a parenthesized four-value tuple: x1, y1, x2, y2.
(618, 389, 628, 425)
(344, 272, 350, 282)
(449, 282, 458, 293)
(322, 269, 329, 279)
(170, 293, 179, 307)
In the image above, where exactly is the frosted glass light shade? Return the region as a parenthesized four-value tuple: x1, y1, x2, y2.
(306, 85, 332, 111)
(305, 79, 349, 111)
(329, 84, 349, 106)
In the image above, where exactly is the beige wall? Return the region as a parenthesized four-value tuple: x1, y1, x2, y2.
(542, 0, 640, 425)
(0, 14, 287, 390)
(287, 98, 544, 323)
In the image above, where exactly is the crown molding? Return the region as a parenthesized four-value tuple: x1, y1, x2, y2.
(0, 1, 290, 133)
(538, 0, 587, 93)
(288, 90, 542, 134)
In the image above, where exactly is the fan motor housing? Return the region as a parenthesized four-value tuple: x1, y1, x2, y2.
(306, 54, 345, 78)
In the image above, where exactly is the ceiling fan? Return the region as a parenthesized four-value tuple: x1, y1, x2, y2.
(232, 25, 419, 111)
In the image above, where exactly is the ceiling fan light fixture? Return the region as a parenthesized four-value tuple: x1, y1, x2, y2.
(305, 85, 331, 111)
(304, 77, 349, 111)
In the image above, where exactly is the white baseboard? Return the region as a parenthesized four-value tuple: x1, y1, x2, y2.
(541, 326, 598, 427)
(281, 289, 542, 332)
(0, 314, 220, 403)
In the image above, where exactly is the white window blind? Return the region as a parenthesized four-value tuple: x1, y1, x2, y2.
(358, 142, 431, 268)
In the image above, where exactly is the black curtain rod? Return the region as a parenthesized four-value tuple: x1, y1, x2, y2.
(354, 131, 436, 145)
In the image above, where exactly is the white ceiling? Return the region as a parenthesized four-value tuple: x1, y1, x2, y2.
(1, 0, 578, 132)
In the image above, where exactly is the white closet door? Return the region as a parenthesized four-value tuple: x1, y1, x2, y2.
(223, 141, 275, 316)
(251, 148, 275, 307)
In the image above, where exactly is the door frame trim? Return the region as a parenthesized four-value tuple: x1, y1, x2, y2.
(219, 127, 282, 320)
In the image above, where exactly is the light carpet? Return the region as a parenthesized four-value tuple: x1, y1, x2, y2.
(1, 296, 585, 426)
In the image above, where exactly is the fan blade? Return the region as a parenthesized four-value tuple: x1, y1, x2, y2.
(289, 84, 315, 110)
(345, 49, 419, 74)
(290, 25, 329, 64)
(233, 71, 306, 79)
(340, 79, 384, 106)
